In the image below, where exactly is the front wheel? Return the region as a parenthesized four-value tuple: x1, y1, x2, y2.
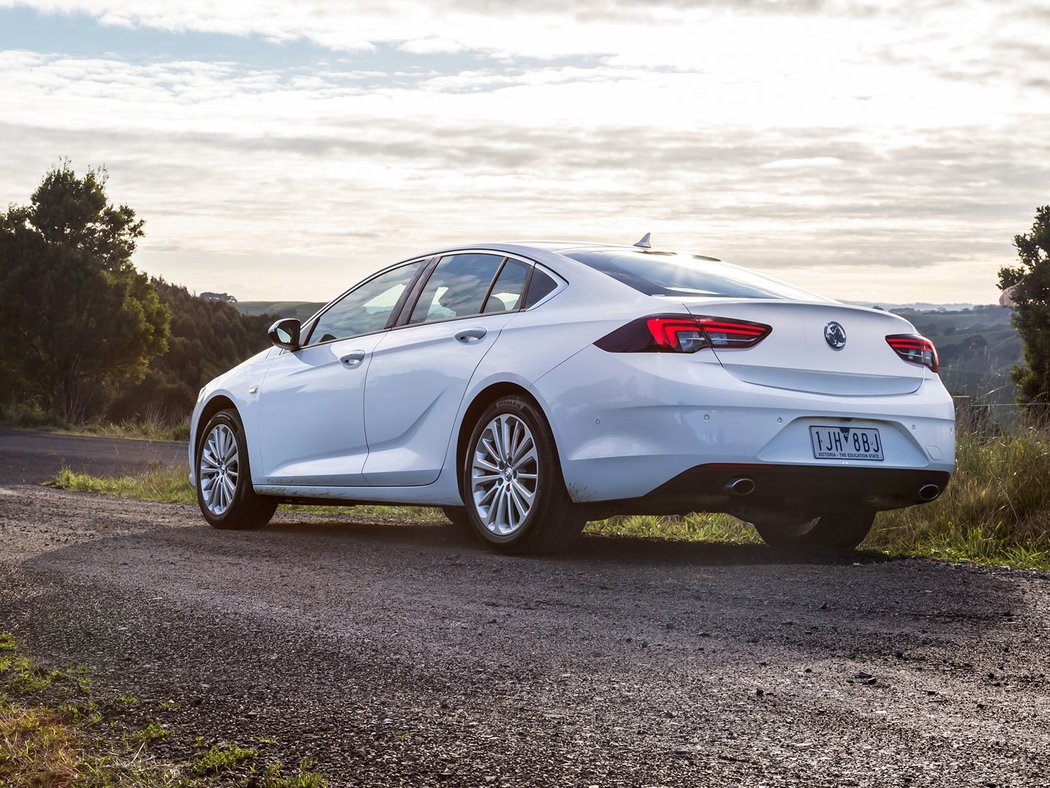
(196, 409, 277, 530)
(753, 511, 875, 551)
(462, 396, 585, 554)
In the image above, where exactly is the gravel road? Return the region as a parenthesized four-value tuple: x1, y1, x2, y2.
(0, 428, 187, 484)
(1, 480, 1048, 786)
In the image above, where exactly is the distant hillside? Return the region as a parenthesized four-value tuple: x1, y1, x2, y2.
(237, 301, 325, 320)
(851, 302, 988, 312)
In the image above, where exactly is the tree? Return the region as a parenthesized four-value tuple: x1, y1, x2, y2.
(998, 206, 1050, 407)
(0, 162, 170, 421)
(106, 279, 276, 424)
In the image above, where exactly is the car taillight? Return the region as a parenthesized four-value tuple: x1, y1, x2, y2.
(596, 314, 772, 354)
(886, 334, 939, 373)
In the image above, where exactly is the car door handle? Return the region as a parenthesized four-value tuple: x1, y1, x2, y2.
(454, 327, 487, 343)
(340, 350, 367, 368)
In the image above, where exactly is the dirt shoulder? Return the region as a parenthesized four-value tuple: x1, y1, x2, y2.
(1, 485, 1048, 786)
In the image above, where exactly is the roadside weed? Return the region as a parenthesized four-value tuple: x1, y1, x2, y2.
(129, 722, 172, 746)
(258, 760, 329, 787)
(48, 465, 193, 505)
(190, 742, 258, 775)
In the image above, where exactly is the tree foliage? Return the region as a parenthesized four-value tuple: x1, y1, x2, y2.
(108, 280, 275, 423)
(0, 163, 169, 421)
(999, 206, 1050, 406)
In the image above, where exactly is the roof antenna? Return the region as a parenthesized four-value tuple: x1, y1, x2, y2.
(633, 232, 651, 249)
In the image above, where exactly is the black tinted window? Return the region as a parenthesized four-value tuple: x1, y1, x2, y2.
(565, 250, 825, 301)
(523, 268, 559, 307)
(308, 261, 423, 344)
(410, 254, 504, 324)
(483, 259, 530, 313)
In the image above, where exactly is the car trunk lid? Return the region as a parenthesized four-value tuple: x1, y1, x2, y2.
(677, 299, 926, 396)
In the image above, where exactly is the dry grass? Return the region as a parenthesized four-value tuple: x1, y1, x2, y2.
(0, 705, 80, 787)
(871, 430, 1050, 569)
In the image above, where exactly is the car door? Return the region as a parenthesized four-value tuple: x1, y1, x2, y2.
(362, 253, 533, 486)
(255, 260, 425, 486)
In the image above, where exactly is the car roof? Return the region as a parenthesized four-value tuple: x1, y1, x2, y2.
(420, 240, 720, 261)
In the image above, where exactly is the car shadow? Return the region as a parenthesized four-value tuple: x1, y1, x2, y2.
(262, 518, 893, 568)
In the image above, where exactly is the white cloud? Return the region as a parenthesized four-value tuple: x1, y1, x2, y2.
(0, 1, 1047, 302)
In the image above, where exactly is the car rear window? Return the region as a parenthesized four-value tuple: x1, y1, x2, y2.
(564, 250, 828, 301)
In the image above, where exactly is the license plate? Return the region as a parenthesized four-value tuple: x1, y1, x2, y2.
(810, 426, 883, 461)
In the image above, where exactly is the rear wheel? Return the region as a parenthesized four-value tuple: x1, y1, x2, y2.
(196, 409, 277, 530)
(753, 511, 875, 551)
(461, 396, 585, 554)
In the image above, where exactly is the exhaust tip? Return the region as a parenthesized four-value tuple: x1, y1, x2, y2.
(918, 483, 941, 502)
(726, 477, 757, 497)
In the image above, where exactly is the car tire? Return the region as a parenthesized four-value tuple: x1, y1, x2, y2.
(196, 409, 277, 530)
(753, 511, 876, 551)
(461, 395, 585, 554)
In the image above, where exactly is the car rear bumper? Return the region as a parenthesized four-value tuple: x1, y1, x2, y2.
(580, 463, 952, 518)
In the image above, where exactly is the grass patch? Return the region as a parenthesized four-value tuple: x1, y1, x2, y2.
(0, 704, 80, 786)
(588, 512, 761, 545)
(48, 465, 193, 506)
(0, 632, 330, 787)
(129, 722, 171, 746)
(45, 430, 1050, 571)
(871, 430, 1050, 570)
(191, 742, 257, 775)
(48, 465, 447, 523)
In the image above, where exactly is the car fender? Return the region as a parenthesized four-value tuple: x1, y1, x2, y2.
(189, 349, 277, 487)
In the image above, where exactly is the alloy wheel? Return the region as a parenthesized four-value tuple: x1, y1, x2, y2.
(470, 413, 539, 536)
(199, 423, 239, 516)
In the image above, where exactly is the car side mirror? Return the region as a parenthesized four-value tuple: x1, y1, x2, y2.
(268, 318, 301, 350)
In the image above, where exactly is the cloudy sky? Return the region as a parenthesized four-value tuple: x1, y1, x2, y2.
(1, 1, 1047, 303)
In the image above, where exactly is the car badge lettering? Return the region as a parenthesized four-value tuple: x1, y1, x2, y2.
(824, 321, 847, 350)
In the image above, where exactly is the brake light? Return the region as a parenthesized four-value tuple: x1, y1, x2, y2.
(886, 334, 939, 373)
(596, 314, 772, 353)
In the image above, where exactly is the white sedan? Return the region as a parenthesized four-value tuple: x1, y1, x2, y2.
(189, 239, 955, 553)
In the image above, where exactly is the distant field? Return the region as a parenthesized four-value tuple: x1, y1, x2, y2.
(236, 301, 325, 320)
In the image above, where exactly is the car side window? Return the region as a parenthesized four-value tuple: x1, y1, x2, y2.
(409, 253, 504, 324)
(483, 259, 530, 313)
(523, 268, 559, 308)
(307, 261, 423, 345)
